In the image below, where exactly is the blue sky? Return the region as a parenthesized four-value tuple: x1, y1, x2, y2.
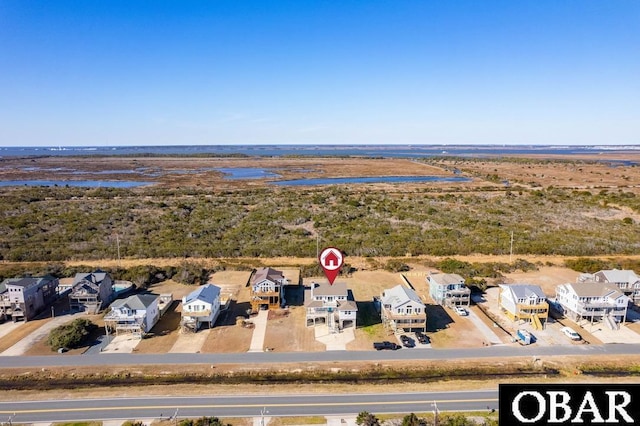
(1, 1, 639, 146)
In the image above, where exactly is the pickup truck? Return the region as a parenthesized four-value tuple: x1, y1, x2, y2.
(373, 341, 401, 350)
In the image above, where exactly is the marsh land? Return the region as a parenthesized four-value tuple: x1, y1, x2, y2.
(2, 151, 640, 404)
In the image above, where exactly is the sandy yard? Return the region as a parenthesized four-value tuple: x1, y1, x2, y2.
(263, 306, 325, 352)
(499, 266, 581, 296)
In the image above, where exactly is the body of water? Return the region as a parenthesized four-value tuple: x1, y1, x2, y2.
(216, 167, 281, 179)
(2, 144, 638, 159)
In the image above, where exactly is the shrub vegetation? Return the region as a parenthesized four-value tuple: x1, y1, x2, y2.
(47, 318, 97, 351)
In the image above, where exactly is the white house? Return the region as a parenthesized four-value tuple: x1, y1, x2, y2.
(305, 281, 357, 330)
(555, 282, 629, 329)
(427, 272, 470, 307)
(380, 284, 426, 332)
(579, 269, 640, 304)
(498, 284, 549, 329)
(181, 283, 221, 332)
(104, 293, 160, 337)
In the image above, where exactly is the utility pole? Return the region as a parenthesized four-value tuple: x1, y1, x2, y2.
(116, 233, 121, 266)
(509, 230, 514, 263)
(432, 401, 439, 426)
(261, 407, 269, 426)
(51, 306, 55, 318)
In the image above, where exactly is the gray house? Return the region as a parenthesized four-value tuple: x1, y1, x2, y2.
(68, 271, 115, 314)
(427, 272, 470, 307)
(582, 269, 640, 305)
(0, 276, 59, 322)
(104, 293, 160, 337)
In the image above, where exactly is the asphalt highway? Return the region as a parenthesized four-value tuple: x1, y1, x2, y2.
(1, 343, 639, 368)
(0, 391, 499, 423)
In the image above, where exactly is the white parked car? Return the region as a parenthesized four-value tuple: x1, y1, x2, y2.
(561, 326, 581, 341)
(454, 306, 468, 316)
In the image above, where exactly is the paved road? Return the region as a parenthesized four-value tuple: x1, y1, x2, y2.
(1, 343, 639, 368)
(0, 391, 498, 423)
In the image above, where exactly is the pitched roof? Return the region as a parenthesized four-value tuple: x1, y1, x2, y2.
(73, 271, 109, 286)
(311, 281, 347, 297)
(501, 284, 546, 299)
(1, 276, 56, 289)
(252, 267, 284, 284)
(428, 273, 465, 286)
(597, 269, 640, 284)
(381, 285, 424, 309)
(565, 281, 625, 299)
(3, 277, 38, 288)
(337, 300, 358, 311)
(183, 283, 220, 305)
(111, 293, 159, 310)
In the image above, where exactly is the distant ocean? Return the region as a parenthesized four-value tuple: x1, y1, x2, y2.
(1, 144, 638, 158)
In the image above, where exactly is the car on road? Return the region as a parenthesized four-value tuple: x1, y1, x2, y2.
(373, 341, 401, 350)
(400, 334, 415, 348)
(561, 326, 581, 341)
(454, 306, 468, 316)
(415, 331, 429, 344)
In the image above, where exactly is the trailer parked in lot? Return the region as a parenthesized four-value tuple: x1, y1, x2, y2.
(516, 329, 533, 345)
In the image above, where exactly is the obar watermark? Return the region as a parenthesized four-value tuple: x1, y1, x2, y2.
(500, 384, 639, 425)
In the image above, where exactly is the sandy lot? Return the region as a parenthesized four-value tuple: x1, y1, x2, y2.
(499, 266, 581, 296)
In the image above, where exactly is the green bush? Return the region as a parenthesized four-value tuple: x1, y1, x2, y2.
(47, 318, 97, 351)
(178, 417, 230, 426)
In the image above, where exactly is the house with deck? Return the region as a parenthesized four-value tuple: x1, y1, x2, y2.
(68, 271, 115, 314)
(250, 267, 288, 311)
(427, 272, 470, 307)
(305, 281, 357, 330)
(0, 276, 59, 322)
(579, 269, 640, 305)
(380, 284, 426, 333)
(499, 284, 549, 330)
(181, 283, 221, 332)
(104, 293, 160, 337)
(555, 282, 629, 329)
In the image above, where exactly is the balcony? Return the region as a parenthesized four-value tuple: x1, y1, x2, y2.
(182, 310, 212, 318)
(381, 308, 425, 321)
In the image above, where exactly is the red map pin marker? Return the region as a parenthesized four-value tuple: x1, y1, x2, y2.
(319, 247, 344, 285)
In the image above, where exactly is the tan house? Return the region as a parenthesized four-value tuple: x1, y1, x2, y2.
(380, 284, 426, 333)
(499, 284, 549, 330)
(250, 267, 288, 311)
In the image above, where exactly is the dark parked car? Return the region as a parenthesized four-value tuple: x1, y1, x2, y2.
(415, 331, 428, 344)
(373, 341, 400, 350)
(400, 334, 415, 348)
